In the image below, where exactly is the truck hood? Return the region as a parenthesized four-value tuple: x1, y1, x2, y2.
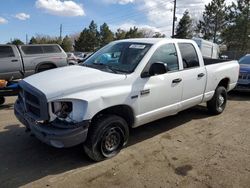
(23, 66, 127, 100)
(240, 64, 250, 73)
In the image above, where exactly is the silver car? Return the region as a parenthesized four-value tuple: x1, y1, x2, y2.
(0, 44, 68, 81)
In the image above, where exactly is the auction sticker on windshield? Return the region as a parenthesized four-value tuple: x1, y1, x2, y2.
(129, 44, 146, 49)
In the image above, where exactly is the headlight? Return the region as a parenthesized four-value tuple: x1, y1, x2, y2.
(52, 101, 73, 119)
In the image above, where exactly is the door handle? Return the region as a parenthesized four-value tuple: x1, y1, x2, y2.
(198, 73, 205, 78)
(11, 59, 18, 62)
(172, 78, 182, 83)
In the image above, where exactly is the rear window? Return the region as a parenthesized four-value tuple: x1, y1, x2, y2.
(178, 43, 199, 69)
(42, 45, 61, 53)
(21, 46, 43, 54)
(0, 46, 15, 58)
(21, 45, 61, 55)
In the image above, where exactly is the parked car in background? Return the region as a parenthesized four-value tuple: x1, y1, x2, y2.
(235, 54, 250, 91)
(67, 52, 93, 65)
(15, 38, 239, 161)
(0, 44, 68, 81)
(73, 52, 93, 63)
(67, 53, 79, 65)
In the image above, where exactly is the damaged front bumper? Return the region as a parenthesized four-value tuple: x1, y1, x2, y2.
(14, 100, 90, 148)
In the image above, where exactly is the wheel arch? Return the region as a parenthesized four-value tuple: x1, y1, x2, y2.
(217, 77, 230, 90)
(91, 105, 135, 127)
(35, 62, 57, 72)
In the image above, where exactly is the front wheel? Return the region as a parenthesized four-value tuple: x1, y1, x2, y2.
(207, 86, 227, 115)
(84, 115, 129, 162)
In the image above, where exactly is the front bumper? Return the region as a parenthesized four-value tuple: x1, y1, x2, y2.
(14, 100, 90, 148)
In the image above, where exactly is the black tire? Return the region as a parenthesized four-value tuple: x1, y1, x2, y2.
(37, 64, 56, 73)
(84, 115, 129, 162)
(207, 86, 227, 115)
(0, 96, 5, 105)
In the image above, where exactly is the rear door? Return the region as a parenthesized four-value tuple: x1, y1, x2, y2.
(0, 46, 22, 80)
(177, 43, 207, 110)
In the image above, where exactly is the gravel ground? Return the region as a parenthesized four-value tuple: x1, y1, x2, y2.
(0, 92, 250, 188)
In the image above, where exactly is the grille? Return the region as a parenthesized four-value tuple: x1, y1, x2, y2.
(239, 73, 250, 80)
(19, 81, 49, 121)
(24, 91, 41, 118)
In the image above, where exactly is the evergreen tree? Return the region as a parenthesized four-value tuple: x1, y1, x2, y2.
(221, 0, 250, 51)
(196, 0, 226, 43)
(100, 23, 114, 47)
(125, 27, 144, 38)
(28, 35, 61, 44)
(8, 38, 24, 45)
(74, 20, 100, 52)
(175, 10, 193, 39)
(29, 37, 38, 44)
(115, 29, 126, 40)
(61, 35, 73, 52)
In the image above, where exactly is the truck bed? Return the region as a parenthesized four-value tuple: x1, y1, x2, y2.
(203, 58, 232, 66)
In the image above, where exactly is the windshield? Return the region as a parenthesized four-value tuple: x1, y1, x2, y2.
(83, 42, 152, 74)
(239, 55, 250, 65)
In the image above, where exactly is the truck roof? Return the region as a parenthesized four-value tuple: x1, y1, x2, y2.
(114, 38, 194, 45)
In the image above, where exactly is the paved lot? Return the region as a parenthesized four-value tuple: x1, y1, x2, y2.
(0, 93, 250, 188)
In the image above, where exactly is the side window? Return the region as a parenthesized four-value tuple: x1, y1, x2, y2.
(0, 46, 15, 58)
(43, 45, 61, 53)
(149, 43, 179, 71)
(21, 46, 43, 55)
(178, 43, 199, 69)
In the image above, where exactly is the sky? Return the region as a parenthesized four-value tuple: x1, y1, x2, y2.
(0, 0, 236, 44)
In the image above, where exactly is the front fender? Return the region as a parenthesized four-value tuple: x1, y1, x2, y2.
(50, 85, 138, 122)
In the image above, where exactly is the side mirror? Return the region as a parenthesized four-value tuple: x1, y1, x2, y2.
(141, 62, 168, 78)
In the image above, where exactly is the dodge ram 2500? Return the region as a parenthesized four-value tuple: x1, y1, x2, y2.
(14, 38, 239, 161)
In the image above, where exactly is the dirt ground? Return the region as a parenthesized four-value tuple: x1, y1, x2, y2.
(0, 92, 250, 188)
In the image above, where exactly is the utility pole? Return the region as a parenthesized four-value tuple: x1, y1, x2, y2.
(172, 0, 177, 38)
(60, 24, 62, 41)
(26, 34, 28, 44)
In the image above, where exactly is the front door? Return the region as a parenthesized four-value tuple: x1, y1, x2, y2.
(136, 43, 183, 126)
(0, 46, 22, 80)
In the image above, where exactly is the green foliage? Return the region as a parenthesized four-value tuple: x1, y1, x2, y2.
(115, 29, 127, 40)
(221, 0, 250, 51)
(61, 35, 73, 52)
(74, 20, 100, 52)
(8, 38, 24, 45)
(196, 0, 226, 43)
(175, 10, 193, 39)
(29, 37, 38, 44)
(99, 23, 114, 47)
(74, 21, 166, 51)
(125, 27, 144, 38)
(29, 35, 61, 44)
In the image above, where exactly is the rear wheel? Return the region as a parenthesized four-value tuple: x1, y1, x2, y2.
(207, 86, 227, 115)
(84, 115, 129, 162)
(0, 96, 5, 105)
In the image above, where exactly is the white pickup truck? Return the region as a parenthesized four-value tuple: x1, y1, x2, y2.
(14, 38, 239, 161)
